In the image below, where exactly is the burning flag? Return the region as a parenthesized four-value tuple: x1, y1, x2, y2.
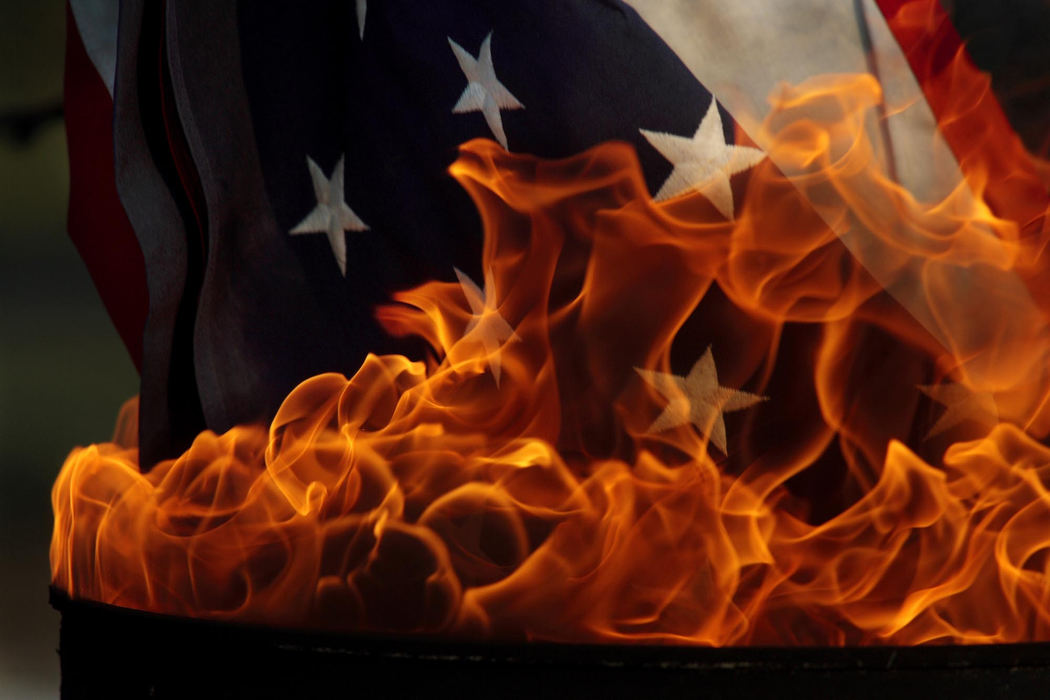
(55, 0, 1050, 645)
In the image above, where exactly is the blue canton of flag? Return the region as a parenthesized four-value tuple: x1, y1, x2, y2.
(101, 0, 736, 465)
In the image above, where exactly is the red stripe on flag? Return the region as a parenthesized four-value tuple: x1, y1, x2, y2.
(65, 2, 148, 370)
(876, 0, 1049, 236)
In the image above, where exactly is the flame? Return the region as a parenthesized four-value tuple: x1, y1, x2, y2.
(53, 50, 1050, 645)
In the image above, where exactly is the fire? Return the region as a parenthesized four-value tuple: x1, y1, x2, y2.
(52, 55, 1050, 645)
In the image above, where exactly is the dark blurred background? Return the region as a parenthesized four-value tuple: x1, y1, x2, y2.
(0, 2, 136, 697)
(0, 1, 1046, 697)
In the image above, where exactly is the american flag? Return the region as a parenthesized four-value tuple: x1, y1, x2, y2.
(65, 0, 1046, 467)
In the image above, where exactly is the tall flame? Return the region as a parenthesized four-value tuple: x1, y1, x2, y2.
(53, 60, 1050, 645)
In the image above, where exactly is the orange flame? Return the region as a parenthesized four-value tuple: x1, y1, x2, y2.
(53, 59, 1050, 645)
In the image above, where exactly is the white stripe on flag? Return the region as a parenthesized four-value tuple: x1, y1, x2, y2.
(70, 0, 119, 96)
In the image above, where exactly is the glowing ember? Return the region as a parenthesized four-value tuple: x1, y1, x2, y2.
(52, 61, 1050, 645)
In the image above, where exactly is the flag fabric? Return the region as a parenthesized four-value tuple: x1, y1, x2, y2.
(65, 0, 1043, 467)
(65, 0, 146, 369)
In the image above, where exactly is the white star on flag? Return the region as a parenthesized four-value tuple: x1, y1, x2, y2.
(636, 346, 767, 454)
(448, 32, 524, 150)
(918, 382, 998, 439)
(355, 0, 366, 39)
(455, 267, 518, 387)
(640, 98, 766, 218)
(290, 155, 369, 276)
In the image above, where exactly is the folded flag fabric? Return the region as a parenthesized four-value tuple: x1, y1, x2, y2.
(65, 0, 1045, 467)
